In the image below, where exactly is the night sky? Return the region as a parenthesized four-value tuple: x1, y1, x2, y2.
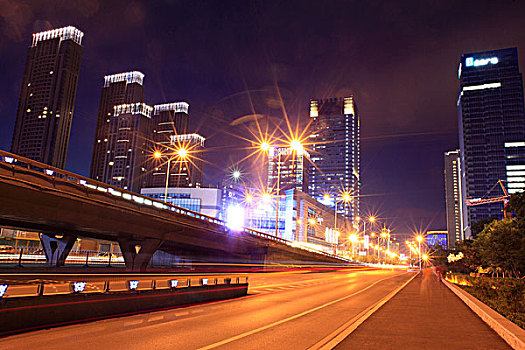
(1, 1, 524, 236)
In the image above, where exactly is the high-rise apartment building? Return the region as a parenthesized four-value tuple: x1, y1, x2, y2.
(444, 150, 468, 248)
(309, 97, 360, 219)
(267, 146, 310, 193)
(11, 26, 84, 168)
(90, 72, 144, 181)
(147, 103, 191, 188)
(162, 133, 205, 188)
(458, 48, 525, 224)
(102, 102, 153, 192)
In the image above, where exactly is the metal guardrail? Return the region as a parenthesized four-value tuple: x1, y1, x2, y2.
(0, 251, 126, 265)
(0, 275, 248, 299)
(0, 149, 346, 261)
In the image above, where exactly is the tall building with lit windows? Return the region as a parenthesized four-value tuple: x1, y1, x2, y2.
(163, 133, 205, 188)
(457, 47, 525, 224)
(11, 26, 84, 168)
(309, 97, 360, 220)
(444, 150, 468, 248)
(102, 103, 154, 192)
(146, 102, 191, 188)
(267, 146, 310, 193)
(90, 71, 144, 181)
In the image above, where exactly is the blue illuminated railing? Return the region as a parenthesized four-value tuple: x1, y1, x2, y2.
(0, 150, 346, 261)
(0, 275, 248, 299)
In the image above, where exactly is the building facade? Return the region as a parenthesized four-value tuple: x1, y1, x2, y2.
(458, 47, 525, 224)
(90, 71, 145, 181)
(147, 103, 193, 188)
(309, 96, 360, 219)
(102, 102, 153, 192)
(141, 187, 221, 218)
(11, 26, 84, 168)
(221, 185, 351, 251)
(267, 146, 310, 193)
(444, 150, 468, 248)
(426, 231, 448, 249)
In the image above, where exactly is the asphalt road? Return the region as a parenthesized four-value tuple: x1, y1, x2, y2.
(0, 268, 413, 349)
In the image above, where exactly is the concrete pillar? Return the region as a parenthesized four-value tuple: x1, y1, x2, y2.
(118, 237, 163, 271)
(39, 233, 76, 267)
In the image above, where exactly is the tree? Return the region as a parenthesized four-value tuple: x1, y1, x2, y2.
(474, 219, 525, 278)
(471, 217, 498, 238)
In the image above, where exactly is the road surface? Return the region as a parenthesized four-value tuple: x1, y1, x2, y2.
(1, 268, 412, 349)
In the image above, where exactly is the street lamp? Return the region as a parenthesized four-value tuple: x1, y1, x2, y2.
(260, 139, 303, 237)
(333, 192, 351, 232)
(232, 170, 241, 181)
(349, 233, 358, 258)
(416, 235, 423, 270)
(153, 148, 188, 203)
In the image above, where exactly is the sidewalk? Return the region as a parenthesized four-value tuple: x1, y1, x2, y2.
(335, 269, 511, 349)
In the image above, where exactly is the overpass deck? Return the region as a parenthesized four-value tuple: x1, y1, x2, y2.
(0, 150, 348, 269)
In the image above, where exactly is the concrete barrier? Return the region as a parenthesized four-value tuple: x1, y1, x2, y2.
(0, 283, 248, 335)
(442, 277, 525, 350)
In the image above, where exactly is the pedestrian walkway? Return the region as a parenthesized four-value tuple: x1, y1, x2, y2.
(336, 269, 511, 349)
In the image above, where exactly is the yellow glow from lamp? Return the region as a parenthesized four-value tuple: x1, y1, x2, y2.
(177, 148, 188, 158)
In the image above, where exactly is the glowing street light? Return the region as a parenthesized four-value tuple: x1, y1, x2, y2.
(177, 147, 188, 158)
(153, 147, 190, 203)
(416, 235, 424, 270)
(260, 141, 271, 152)
(232, 170, 241, 180)
(260, 139, 304, 237)
(334, 192, 352, 232)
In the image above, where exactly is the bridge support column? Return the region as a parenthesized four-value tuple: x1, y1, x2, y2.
(118, 238, 163, 271)
(39, 233, 76, 267)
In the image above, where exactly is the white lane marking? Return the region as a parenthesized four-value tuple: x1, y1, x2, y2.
(310, 271, 419, 350)
(197, 272, 406, 350)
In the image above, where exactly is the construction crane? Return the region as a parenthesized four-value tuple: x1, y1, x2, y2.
(466, 180, 510, 219)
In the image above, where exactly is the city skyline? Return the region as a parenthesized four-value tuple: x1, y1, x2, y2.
(1, 1, 524, 234)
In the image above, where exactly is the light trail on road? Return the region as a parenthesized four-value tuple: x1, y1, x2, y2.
(0, 268, 413, 349)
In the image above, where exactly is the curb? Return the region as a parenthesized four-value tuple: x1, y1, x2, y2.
(442, 277, 525, 350)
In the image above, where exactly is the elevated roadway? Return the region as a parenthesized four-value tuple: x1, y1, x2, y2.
(0, 150, 346, 270)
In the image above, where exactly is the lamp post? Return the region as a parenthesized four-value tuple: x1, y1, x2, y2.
(154, 147, 188, 203)
(416, 235, 423, 270)
(261, 139, 303, 238)
(406, 241, 412, 267)
(333, 192, 351, 232)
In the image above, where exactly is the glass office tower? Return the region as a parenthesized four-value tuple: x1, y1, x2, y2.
(457, 47, 525, 224)
(309, 97, 360, 219)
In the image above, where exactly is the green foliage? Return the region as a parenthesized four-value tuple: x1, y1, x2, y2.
(474, 219, 525, 277)
(471, 216, 498, 238)
(508, 192, 525, 219)
(460, 276, 525, 329)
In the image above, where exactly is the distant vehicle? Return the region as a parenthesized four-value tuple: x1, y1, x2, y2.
(0, 245, 16, 254)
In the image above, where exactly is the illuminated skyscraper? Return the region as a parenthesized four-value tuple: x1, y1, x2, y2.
(309, 97, 360, 219)
(267, 146, 310, 193)
(102, 103, 154, 192)
(90, 71, 144, 181)
(457, 48, 525, 224)
(11, 26, 84, 168)
(147, 102, 191, 188)
(163, 133, 205, 188)
(444, 150, 468, 248)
